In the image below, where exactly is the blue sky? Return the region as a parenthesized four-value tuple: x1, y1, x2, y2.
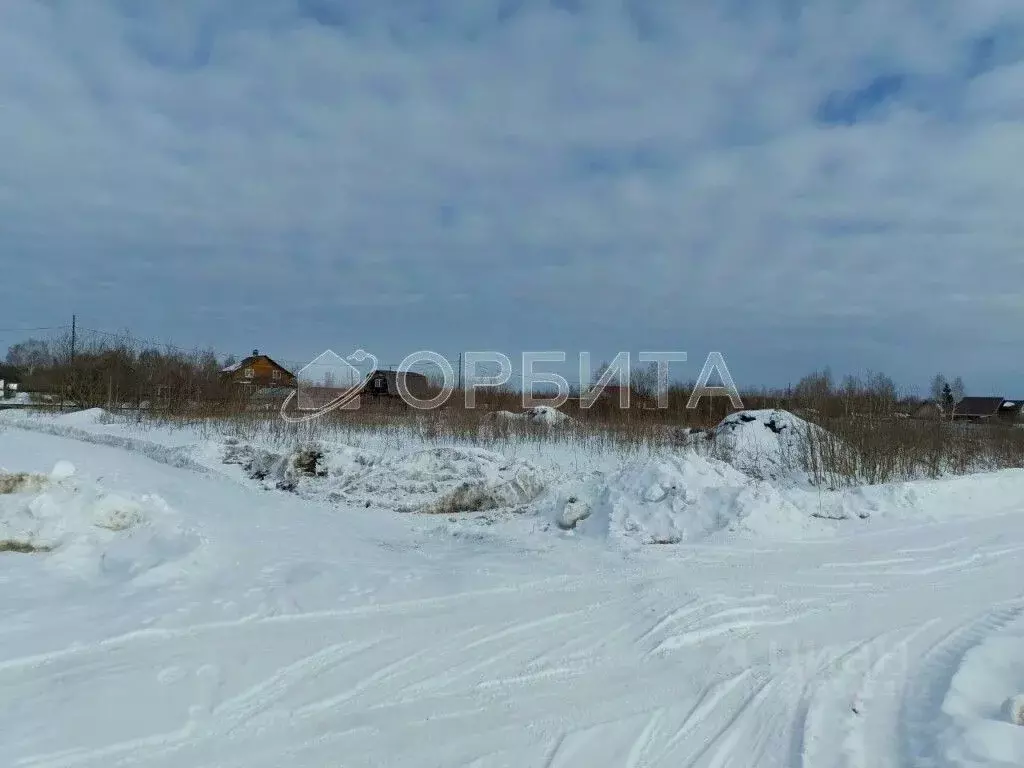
(1, 0, 1023, 393)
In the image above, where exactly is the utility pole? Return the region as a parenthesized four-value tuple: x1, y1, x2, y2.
(458, 352, 463, 392)
(65, 314, 76, 413)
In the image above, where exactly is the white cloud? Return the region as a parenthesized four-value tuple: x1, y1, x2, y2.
(1, 0, 1023, 388)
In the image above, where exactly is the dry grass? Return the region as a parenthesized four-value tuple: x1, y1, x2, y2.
(110, 398, 1024, 482)
(65, 379, 1024, 489)
(0, 539, 52, 554)
(797, 416, 1024, 487)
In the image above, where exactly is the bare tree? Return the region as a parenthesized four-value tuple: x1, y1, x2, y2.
(864, 370, 898, 416)
(5, 338, 53, 375)
(632, 361, 662, 398)
(794, 368, 833, 412)
(951, 376, 965, 404)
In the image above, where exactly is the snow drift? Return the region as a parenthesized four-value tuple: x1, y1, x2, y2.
(485, 406, 572, 427)
(537, 440, 1024, 546)
(1003, 695, 1024, 727)
(931, 615, 1024, 764)
(321, 445, 547, 514)
(0, 461, 198, 579)
(222, 440, 548, 516)
(539, 452, 813, 544)
(708, 409, 836, 485)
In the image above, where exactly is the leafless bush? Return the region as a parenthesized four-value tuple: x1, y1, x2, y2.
(797, 416, 1024, 486)
(6, 331, 230, 411)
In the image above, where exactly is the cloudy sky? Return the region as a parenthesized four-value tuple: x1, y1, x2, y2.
(1, 0, 1022, 393)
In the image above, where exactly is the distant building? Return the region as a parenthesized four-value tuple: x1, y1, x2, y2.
(912, 396, 1024, 423)
(996, 399, 1024, 423)
(365, 370, 431, 400)
(0, 364, 23, 399)
(220, 350, 296, 389)
(290, 369, 433, 412)
(954, 396, 1008, 421)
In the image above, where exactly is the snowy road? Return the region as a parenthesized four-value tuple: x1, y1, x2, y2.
(2, 428, 1024, 767)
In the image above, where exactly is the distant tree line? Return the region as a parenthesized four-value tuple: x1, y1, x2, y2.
(5, 331, 968, 422)
(4, 333, 233, 410)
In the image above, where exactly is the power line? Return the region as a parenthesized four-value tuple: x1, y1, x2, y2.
(0, 326, 67, 333)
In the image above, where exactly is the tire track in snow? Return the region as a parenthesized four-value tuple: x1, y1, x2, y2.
(789, 636, 882, 766)
(704, 632, 933, 768)
(703, 680, 790, 768)
(623, 708, 667, 768)
(894, 538, 970, 556)
(633, 596, 706, 648)
(819, 544, 1024, 579)
(17, 640, 386, 768)
(650, 610, 814, 654)
(797, 622, 940, 768)
(284, 604, 600, 720)
(842, 621, 941, 768)
(899, 601, 1024, 768)
(0, 576, 587, 677)
(15, 604, 591, 766)
(637, 594, 822, 657)
(542, 734, 568, 768)
(212, 639, 383, 736)
(673, 676, 778, 767)
(649, 669, 758, 762)
(388, 606, 599, 700)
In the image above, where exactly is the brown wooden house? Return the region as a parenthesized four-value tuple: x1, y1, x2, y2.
(220, 350, 296, 389)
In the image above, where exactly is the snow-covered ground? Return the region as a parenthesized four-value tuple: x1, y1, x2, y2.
(0, 391, 34, 407)
(2, 409, 1024, 766)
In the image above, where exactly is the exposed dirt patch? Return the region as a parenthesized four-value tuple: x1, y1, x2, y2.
(0, 473, 48, 495)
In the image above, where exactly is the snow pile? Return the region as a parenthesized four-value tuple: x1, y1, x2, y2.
(540, 452, 811, 544)
(486, 406, 572, 427)
(524, 406, 572, 426)
(709, 409, 836, 484)
(540, 458, 1024, 545)
(0, 462, 197, 579)
(1003, 695, 1024, 726)
(222, 439, 307, 490)
(323, 445, 547, 515)
(222, 439, 548, 516)
(798, 469, 1024, 523)
(932, 615, 1024, 764)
